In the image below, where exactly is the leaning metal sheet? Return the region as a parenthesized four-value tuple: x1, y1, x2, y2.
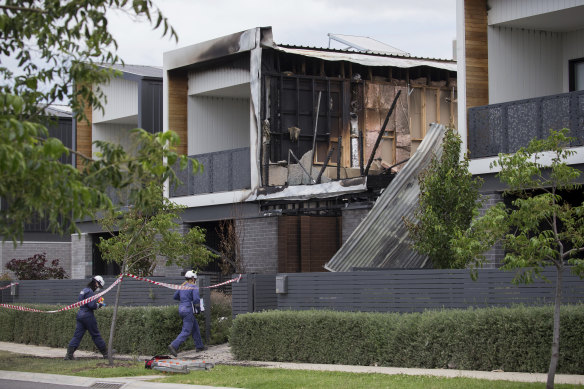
(324, 123, 446, 272)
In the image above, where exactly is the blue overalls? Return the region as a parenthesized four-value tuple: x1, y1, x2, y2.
(170, 285, 204, 350)
(68, 287, 106, 351)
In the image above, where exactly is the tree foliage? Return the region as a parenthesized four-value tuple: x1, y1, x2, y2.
(0, 0, 178, 243)
(5, 252, 68, 280)
(404, 126, 483, 268)
(453, 128, 584, 389)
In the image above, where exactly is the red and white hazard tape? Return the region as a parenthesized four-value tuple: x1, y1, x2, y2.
(0, 273, 241, 313)
(124, 273, 242, 290)
(0, 282, 18, 291)
(0, 275, 123, 313)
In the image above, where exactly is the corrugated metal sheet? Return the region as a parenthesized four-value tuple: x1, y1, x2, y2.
(274, 46, 457, 72)
(324, 123, 446, 272)
(187, 58, 250, 96)
(92, 77, 138, 123)
(488, 27, 563, 104)
(187, 95, 250, 155)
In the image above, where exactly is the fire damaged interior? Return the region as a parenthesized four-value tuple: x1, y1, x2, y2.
(164, 27, 457, 273)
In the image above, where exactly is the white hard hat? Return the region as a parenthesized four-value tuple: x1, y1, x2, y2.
(184, 270, 197, 279)
(93, 275, 105, 287)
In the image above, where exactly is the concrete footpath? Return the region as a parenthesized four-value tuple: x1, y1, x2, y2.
(0, 342, 583, 387)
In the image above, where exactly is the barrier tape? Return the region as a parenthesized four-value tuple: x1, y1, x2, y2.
(0, 282, 18, 291)
(0, 275, 123, 313)
(0, 273, 241, 313)
(123, 273, 242, 290)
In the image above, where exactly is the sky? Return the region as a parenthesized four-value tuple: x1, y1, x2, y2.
(107, 0, 457, 67)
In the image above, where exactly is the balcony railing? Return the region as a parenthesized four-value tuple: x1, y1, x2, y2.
(468, 90, 584, 159)
(170, 147, 251, 197)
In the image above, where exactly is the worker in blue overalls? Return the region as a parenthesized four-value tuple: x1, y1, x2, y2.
(168, 270, 206, 357)
(64, 275, 107, 360)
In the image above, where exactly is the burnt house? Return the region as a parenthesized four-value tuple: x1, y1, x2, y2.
(163, 27, 457, 274)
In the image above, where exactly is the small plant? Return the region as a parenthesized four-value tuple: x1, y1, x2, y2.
(5, 253, 68, 280)
(0, 272, 12, 281)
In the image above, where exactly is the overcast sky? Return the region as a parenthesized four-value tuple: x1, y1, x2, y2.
(107, 0, 457, 67)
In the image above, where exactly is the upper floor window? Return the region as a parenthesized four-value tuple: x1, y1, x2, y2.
(569, 57, 584, 92)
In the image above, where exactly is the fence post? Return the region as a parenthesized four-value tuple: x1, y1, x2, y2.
(199, 275, 211, 343)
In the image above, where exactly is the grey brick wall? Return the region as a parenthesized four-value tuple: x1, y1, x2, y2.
(1, 241, 72, 278)
(478, 192, 505, 268)
(341, 207, 370, 244)
(236, 216, 278, 274)
(71, 233, 92, 279)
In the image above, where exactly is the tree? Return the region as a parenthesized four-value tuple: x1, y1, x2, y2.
(0, 0, 178, 243)
(96, 128, 215, 365)
(404, 126, 483, 268)
(453, 129, 584, 389)
(5, 253, 68, 280)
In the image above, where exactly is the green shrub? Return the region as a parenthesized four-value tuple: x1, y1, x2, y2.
(230, 305, 584, 374)
(0, 291, 232, 355)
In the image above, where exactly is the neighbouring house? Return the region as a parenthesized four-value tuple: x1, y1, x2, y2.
(0, 105, 74, 276)
(457, 0, 584, 266)
(70, 64, 166, 279)
(163, 26, 457, 275)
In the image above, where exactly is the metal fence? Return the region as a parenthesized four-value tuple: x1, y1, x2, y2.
(170, 147, 251, 197)
(232, 268, 584, 316)
(0, 275, 213, 307)
(468, 90, 584, 158)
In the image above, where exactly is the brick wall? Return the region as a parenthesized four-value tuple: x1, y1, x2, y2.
(236, 216, 278, 274)
(1, 241, 72, 278)
(478, 192, 505, 268)
(71, 233, 92, 279)
(341, 207, 370, 244)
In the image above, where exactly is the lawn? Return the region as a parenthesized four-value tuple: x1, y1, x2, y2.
(0, 351, 581, 389)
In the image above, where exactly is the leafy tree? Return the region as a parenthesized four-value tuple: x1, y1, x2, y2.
(5, 253, 68, 280)
(0, 0, 178, 243)
(96, 128, 215, 365)
(453, 129, 584, 389)
(404, 126, 483, 268)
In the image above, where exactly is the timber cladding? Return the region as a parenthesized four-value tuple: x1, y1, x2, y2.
(278, 216, 341, 273)
(75, 89, 93, 169)
(168, 69, 188, 155)
(464, 0, 489, 108)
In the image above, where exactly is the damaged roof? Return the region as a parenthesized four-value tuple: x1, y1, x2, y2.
(274, 44, 456, 72)
(324, 123, 446, 272)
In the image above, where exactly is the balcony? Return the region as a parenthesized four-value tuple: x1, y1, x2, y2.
(468, 91, 584, 159)
(170, 147, 251, 197)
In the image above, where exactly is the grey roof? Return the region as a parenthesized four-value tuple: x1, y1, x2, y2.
(44, 105, 72, 118)
(324, 123, 446, 272)
(102, 64, 162, 79)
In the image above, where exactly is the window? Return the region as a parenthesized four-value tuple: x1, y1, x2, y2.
(569, 57, 584, 92)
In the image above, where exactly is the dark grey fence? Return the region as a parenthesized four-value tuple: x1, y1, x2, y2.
(232, 274, 276, 317)
(232, 268, 584, 316)
(0, 275, 213, 307)
(171, 147, 251, 197)
(468, 90, 584, 158)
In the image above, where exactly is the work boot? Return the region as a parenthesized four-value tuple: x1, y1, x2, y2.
(168, 344, 178, 357)
(98, 347, 108, 359)
(64, 346, 76, 360)
(196, 346, 207, 352)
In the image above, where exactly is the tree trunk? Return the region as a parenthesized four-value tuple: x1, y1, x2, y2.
(107, 262, 126, 366)
(546, 266, 562, 389)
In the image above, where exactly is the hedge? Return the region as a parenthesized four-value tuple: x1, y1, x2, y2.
(230, 305, 584, 374)
(0, 296, 232, 355)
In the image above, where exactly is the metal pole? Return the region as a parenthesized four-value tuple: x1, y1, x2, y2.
(289, 149, 316, 184)
(364, 90, 401, 177)
(309, 91, 322, 183)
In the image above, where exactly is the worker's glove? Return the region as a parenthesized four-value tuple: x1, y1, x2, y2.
(97, 297, 106, 308)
